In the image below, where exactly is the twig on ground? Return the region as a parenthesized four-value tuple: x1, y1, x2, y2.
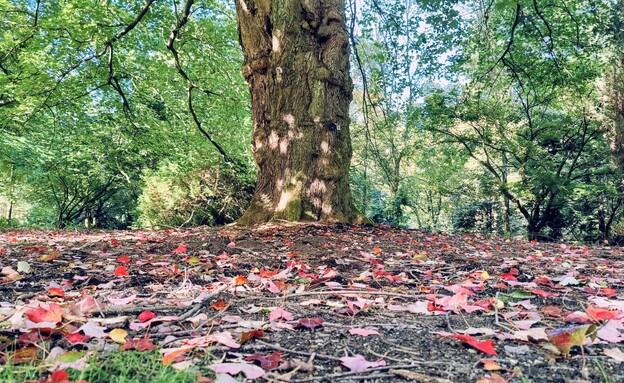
(288, 364, 448, 383)
(178, 284, 229, 321)
(494, 292, 514, 332)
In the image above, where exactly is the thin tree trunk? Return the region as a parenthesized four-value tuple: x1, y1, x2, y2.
(236, 0, 363, 225)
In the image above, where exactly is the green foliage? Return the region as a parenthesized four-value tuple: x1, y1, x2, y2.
(0, 0, 252, 229)
(136, 160, 253, 228)
(0, 351, 202, 383)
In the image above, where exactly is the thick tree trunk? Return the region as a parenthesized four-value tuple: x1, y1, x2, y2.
(236, 0, 363, 225)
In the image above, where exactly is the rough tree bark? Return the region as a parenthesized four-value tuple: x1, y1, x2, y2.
(235, 0, 363, 225)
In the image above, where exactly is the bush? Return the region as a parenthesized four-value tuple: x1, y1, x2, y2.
(136, 162, 253, 228)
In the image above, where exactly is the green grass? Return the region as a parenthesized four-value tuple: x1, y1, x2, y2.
(0, 351, 207, 383)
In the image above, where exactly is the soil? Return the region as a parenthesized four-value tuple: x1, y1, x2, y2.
(1, 223, 623, 383)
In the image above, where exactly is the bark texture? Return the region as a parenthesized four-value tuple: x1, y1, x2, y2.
(236, 0, 362, 225)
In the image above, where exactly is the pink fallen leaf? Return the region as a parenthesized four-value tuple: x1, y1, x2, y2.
(597, 320, 624, 343)
(107, 295, 138, 305)
(269, 307, 293, 321)
(208, 363, 265, 379)
(79, 321, 108, 338)
(296, 317, 324, 330)
(349, 328, 380, 337)
(603, 348, 624, 363)
(208, 331, 241, 348)
(339, 354, 386, 372)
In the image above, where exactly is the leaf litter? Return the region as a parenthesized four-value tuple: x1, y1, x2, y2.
(1, 223, 624, 382)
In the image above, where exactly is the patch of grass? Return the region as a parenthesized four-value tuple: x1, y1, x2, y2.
(0, 351, 206, 383)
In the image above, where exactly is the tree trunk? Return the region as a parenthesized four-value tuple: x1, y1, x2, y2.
(235, 0, 363, 225)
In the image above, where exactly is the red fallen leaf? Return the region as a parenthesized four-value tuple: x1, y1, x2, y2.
(296, 317, 324, 330)
(162, 346, 192, 365)
(586, 305, 621, 321)
(110, 239, 122, 247)
(121, 338, 157, 352)
(66, 332, 90, 344)
(26, 303, 63, 323)
(114, 266, 129, 277)
(138, 310, 156, 322)
(245, 352, 284, 370)
(542, 306, 563, 318)
(546, 325, 596, 355)
(172, 244, 187, 253)
(40, 250, 60, 262)
(116, 255, 131, 264)
(533, 276, 555, 287)
(48, 287, 65, 298)
(531, 289, 559, 298)
(240, 329, 265, 345)
(258, 268, 278, 278)
(599, 288, 618, 297)
(233, 275, 248, 286)
(445, 334, 497, 355)
(210, 299, 228, 311)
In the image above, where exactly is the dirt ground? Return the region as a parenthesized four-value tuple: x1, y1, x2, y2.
(1, 223, 623, 382)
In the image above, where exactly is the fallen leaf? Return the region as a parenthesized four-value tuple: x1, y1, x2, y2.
(349, 328, 380, 337)
(113, 266, 129, 277)
(269, 307, 293, 321)
(138, 310, 156, 322)
(603, 348, 624, 363)
(339, 354, 386, 372)
(296, 317, 324, 330)
(121, 338, 157, 352)
(172, 244, 187, 253)
(210, 299, 228, 311)
(240, 329, 265, 345)
(17, 261, 31, 273)
(109, 328, 128, 344)
(245, 352, 283, 370)
(445, 333, 497, 355)
(546, 325, 596, 355)
(26, 303, 63, 323)
(480, 359, 503, 371)
(162, 346, 192, 365)
(208, 363, 265, 379)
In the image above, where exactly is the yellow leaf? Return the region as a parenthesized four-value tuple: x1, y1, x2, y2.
(109, 328, 128, 344)
(481, 271, 490, 279)
(186, 256, 200, 266)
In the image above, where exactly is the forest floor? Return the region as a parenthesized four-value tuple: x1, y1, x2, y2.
(1, 223, 624, 383)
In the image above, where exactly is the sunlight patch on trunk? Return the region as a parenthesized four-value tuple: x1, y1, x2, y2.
(276, 190, 294, 212)
(268, 131, 279, 149)
(320, 141, 330, 154)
